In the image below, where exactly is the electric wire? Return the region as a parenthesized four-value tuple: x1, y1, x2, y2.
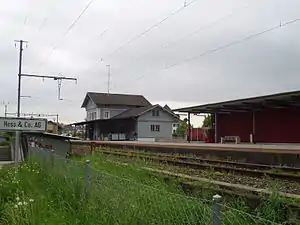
(83, 0, 200, 74)
(134, 2, 250, 62)
(164, 18, 300, 71)
(134, 17, 300, 81)
(104, 0, 200, 58)
(39, 0, 94, 68)
(110, 2, 250, 75)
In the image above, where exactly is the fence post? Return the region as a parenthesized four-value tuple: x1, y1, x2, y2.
(212, 194, 222, 225)
(51, 150, 55, 167)
(85, 160, 91, 197)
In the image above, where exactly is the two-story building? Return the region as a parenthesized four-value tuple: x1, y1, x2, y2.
(74, 92, 180, 141)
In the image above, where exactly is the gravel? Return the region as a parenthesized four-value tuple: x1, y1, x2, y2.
(101, 152, 300, 195)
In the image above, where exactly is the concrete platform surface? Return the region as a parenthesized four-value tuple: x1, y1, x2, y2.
(80, 140, 300, 154)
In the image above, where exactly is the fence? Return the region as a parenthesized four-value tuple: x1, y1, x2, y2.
(28, 147, 281, 225)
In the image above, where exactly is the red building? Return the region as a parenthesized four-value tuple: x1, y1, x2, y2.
(175, 90, 300, 143)
(188, 128, 207, 141)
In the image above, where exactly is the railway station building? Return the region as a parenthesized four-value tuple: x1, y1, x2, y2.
(174, 90, 300, 144)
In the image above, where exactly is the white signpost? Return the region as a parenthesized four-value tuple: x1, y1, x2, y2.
(0, 117, 47, 163)
(0, 117, 47, 132)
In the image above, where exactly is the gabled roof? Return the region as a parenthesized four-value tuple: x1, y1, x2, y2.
(72, 104, 180, 125)
(163, 104, 172, 111)
(112, 105, 153, 119)
(163, 104, 179, 118)
(81, 92, 152, 108)
(173, 90, 300, 113)
(112, 104, 180, 120)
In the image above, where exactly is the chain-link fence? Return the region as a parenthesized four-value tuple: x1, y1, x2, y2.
(28, 147, 282, 225)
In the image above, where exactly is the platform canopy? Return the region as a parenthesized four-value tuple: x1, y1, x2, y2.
(173, 90, 300, 113)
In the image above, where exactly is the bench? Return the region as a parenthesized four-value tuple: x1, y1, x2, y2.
(221, 136, 240, 144)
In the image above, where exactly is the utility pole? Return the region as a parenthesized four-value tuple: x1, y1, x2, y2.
(15, 40, 28, 117)
(106, 64, 110, 94)
(15, 40, 77, 116)
(13, 40, 77, 163)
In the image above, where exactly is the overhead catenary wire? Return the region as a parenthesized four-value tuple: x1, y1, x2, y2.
(39, 0, 94, 68)
(104, 0, 200, 58)
(82, 0, 200, 74)
(164, 18, 300, 71)
(63, 0, 94, 36)
(134, 17, 300, 81)
(134, 2, 250, 62)
(110, 2, 250, 75)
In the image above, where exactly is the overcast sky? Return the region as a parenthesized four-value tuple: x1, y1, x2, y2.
(1, 0, 300, 125)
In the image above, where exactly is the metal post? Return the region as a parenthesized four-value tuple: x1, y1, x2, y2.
(85, 160, 91, 197)
(187, 113, 191, 143)
(15, 40, 25, 166)
(252, 111, 255, 144)
(214, 113, 218, 143)
(15, 131, 21, 165)
(212, 194, 222, 225)
(17, 40, 24, 118)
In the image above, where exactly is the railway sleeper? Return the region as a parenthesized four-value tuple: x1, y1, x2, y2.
(98, 150, 300, 182)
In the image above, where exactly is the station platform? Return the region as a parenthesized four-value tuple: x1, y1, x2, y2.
(69, 140, 300, 166)
(77, 140, 300, 154)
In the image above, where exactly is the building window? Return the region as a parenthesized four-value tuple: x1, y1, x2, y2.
(150, 125, 155, 132)
(152, 109, 159, 117)
(155, 125, 160, 132)
(150, 124, 160, 132)
(92, 112, 96, 120)
(104, 111, 110, 119)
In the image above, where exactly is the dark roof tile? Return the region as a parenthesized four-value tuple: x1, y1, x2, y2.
(81, 92, 152, 107)
(112, 105, 153, 119)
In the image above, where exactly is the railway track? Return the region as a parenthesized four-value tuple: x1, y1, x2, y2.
(97, 148, 300, 182)
(103, 148, 300, 172)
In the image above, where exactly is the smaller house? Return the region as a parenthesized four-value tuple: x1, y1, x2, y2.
(74, 92, 180, 141)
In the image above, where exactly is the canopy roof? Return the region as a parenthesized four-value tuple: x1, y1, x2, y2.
(174, 90, 300, 113)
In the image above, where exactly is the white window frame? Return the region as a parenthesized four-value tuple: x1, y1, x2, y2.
(155, 125, 160, 132)
(103, 111, 110, 119)
(150, 124, 160, 132)
(150, 124, 155, 132)
(152, 109, 160, 117)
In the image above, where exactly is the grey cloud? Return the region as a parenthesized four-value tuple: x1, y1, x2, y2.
(1, 0, 300, 124)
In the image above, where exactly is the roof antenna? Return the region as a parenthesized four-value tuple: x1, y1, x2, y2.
(106, 64, 111, 95)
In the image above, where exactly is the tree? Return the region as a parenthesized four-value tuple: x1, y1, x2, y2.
(202, 114, 212, 128)
(173, 119, 188, 137)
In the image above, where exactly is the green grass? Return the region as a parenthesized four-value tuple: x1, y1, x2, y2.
(0, 150, 296, 225)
